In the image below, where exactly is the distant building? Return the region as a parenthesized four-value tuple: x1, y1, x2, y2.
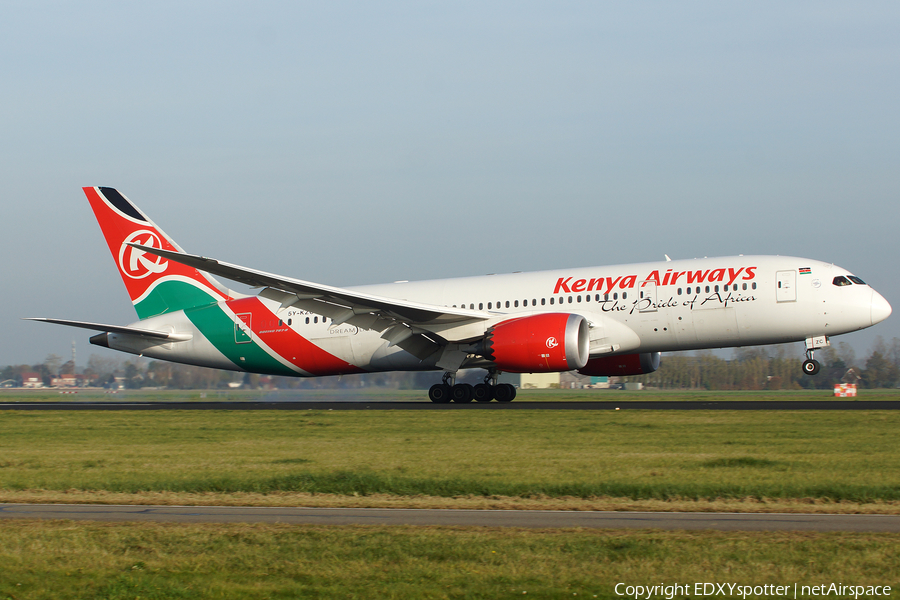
(22, 373, 43, 388)
(51, 374, 77, 388)
(590, 376, 610, 389)
(520, 372, 561, 389)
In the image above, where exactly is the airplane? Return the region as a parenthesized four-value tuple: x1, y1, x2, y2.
(29, 187, 892, 402)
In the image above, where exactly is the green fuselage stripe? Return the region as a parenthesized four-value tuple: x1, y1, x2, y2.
(184, 303, 297, 376)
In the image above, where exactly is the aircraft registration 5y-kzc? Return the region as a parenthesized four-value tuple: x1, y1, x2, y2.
(30, 187, 892, 402)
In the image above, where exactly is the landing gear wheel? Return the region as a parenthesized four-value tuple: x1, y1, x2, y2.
(494, 383, 517, 402)
(473, 384, 493, 402)
(802, 359, 821, 376)
(451, 383, 474, 403)
(429, 383, 452, 403)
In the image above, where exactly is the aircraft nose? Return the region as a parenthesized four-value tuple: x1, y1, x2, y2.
(871, 290, 892, 325)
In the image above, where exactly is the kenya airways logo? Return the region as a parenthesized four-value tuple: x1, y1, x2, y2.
(546, 337, 559, 349)
(118, 230, 168, 279)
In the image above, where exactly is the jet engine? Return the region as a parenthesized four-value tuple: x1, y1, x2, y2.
(578, 352, 661, 377)
(481, 313, 590, 373)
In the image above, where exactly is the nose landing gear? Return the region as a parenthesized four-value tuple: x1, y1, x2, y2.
(802, 336, 828, 376)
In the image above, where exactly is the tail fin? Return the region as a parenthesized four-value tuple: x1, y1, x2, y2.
(84, 186, 234, 320)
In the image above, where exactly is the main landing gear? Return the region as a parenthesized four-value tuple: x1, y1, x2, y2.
(428, 371, 517, 403)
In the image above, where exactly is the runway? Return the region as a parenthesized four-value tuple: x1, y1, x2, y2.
(1, 504, 898, 532)
(0, 400, 898, 410)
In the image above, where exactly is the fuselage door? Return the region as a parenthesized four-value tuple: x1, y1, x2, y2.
(776, 270, 797, 303)
(235, 313, 252, 344)
(639, 281, 658, 313)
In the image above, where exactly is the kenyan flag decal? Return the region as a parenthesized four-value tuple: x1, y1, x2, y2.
(799, 267, 811, 275)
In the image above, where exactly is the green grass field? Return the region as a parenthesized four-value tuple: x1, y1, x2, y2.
(2, 391, 899, 598)
(0, 521, 897, 599)
(1, 399, 899, 505)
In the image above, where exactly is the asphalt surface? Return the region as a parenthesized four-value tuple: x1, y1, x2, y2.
(1, 504, 898, 531)
(1, 400, 899, 410)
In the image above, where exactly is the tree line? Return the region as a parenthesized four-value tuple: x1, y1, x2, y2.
(628, 338, 900, 390)
(2, 338, 898, 390)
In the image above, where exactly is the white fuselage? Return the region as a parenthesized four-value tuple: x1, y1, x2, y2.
(121, 255, 891, 376)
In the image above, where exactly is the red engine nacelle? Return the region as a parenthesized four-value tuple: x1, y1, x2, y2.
(483, 313, 590, 373)
(577, 352, 661, 377)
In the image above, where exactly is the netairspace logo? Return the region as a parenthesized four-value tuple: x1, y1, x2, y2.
(614, 582, 892, 600)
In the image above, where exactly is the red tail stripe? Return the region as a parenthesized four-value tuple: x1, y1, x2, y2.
(228, 297, 364, 376)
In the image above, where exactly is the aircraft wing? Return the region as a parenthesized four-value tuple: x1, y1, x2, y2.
(128, 244, 492, 356)
(24, 318, 192, 341)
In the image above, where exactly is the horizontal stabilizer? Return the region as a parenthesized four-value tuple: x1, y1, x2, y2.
(24, 318, 192, 341)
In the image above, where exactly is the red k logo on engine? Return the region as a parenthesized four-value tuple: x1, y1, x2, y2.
(485, 314, 589, 373)
(118, 230, 169, 279)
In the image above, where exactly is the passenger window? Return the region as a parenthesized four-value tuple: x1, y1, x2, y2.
(514, 300, 519, 307)
(714, 285, 719, 292)
(752, 282, 757, 290)
(742, 283, 747, 290)
(532, 299, 536, 306)
(705, 286, 710, 293)
(506, 301, 510, 308)
(595, 294, 601, 302)
(314, 317, 318, 323)
(479, 303, 483, 310)
(833, 276, 852, 286)
(488, 302, 492, 310)
(470, 304, 474, 310)
(577, 295, 582, 303)
(287, 319, 292, 326)
(305, 317, 310, 324)
(677, 288, 682, 295)
(541, 298, 546, 306)
(550, 298, 555, 305)
(568, 296, 573, 303)
(278, 319, 283, 326)
(622, 292, 627, 299)
(613, 293, 618, 300)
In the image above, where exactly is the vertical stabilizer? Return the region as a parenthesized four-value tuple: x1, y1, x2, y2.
(84, 186, 234, 319)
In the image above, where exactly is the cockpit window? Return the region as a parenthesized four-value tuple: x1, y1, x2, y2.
(848, 276, 866, 285)
(833, 276, 852, 287)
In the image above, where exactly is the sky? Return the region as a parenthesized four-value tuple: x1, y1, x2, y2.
(2, 1, 898, 368)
